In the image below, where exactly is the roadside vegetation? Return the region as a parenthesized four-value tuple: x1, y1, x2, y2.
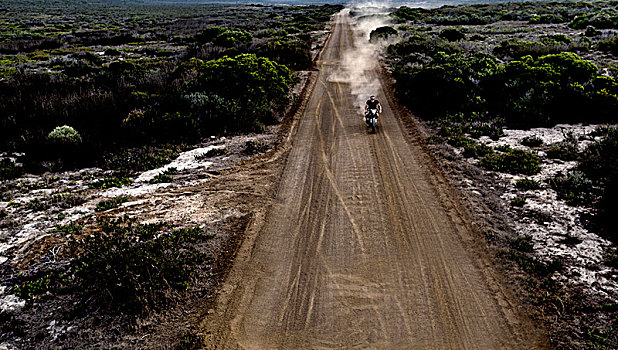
(386, 1, 618, 239)
(12, 216, 215, 319)
(383, 1, 618, 348)
(0, 0, 342, 175)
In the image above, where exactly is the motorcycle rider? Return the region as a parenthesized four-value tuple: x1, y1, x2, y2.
(364, 95, 382, 124)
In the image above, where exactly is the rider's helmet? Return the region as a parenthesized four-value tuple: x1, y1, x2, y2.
(370, 95, 375, 100)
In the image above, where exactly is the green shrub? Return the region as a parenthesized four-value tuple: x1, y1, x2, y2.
(49, 221, 84, 235)
(569, 11, 618, 30)
(70, 218, 212, 314)
(585, 26, 602, 37)
(530, 14, 566, 24)
(511, 196, 527, 207)
(14, 269, 67, 307)
(546, 132, 579, 161)
(467, 121, 504, 140)
(494, 144, 512, 152)
(206, 148, 226, 157)
(149, 168, 177, 184)
(194, 147, 226, 161)
(543, 34, 572, 44)
(549, 170, 596, 206)
(439, 28, 465, 42)
(578, 127, 618, 182)
(500, 250, 563, 277)
(392, 6, 425, 22)
(257, 39, 312, 70)
(26, 192, 85, 211)
(0, 158, 23, 180)
(195, 27, 253, 47)
(243, 139, 269, 155)
(483, 52, 617, 127)
(604, 248, 618, 268)
(463, 142, 494, 158)
(509, 235, 534, 252)
(89, 176, 133, 190)
(493, 40, 562, 58)
(95, 196, 128, 212)
(546, 144, 578, 161)
(598, 36, 618, 56)
(104, 48, 121, 56)
(521, 135, 544, 147)
(369, 26, 398, 42)
(393, 52, 498, 120)
(480, 149, 541, 175)
(516, 178, 541, 190)
(186, 54, 292, 132)
(47, 125, 82, 146)
(447, 135, 476, 148)
(102, 146, 180, 173)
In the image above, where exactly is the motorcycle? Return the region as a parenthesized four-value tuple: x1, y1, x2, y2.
(365, 109, 379, 134)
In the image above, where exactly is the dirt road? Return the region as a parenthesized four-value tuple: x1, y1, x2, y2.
(202, 11, 550, 349)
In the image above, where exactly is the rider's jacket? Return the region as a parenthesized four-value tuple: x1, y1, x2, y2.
(366, 99, 380, 110)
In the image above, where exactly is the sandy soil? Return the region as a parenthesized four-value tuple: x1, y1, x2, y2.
(198, 10, 550, 349)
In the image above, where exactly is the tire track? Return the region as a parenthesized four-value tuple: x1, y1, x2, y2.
(201, 11, 550, 349)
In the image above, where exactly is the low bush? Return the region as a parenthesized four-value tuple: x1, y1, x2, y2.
(462, 142, 493, 158)
(585, 26, 602, 37)
(26, 192, 86, 211)
(480, 149, 541, 175)
(447, 135, 476, 148)
(369, 26, 398, 42)
(549, 170, 596, 206)
(569, 11, 618, 30)
(243, 139, 269, 155)
(194, 147, 226, 161)
(509, 235, 534, 252)
(47, 125, 82, 146)
(511, 196, 527, 207)
(95, 196, 128, 212)
(500, 249, 563, 277)
(521, 135, 544, 148)
(516, 178, 541, 190)
(494, 144, 512, 152)
(529, 14, 566, 24)
(195, 27, 253, 48)
(605, 248, 618, 269)
(102, 145, 181, 173)
(598, 36, 618, 56)
(467, 121, 504, 140)
(257, 39, 312, 70)
(483, 53, 618, 127)
(206, 147, 226, 157)
(70, 218, 212, 314)
(89, 176, 132, 190)
(598, 36, 618, 57)
(14, 269, 67, 307)
(0, 158, 23, 180)
(148, 168, 177, 184)
(49, 221, 84, 235)
(393, 51, 498, 120)
(185, 54, 292, 132)
(439, 28, 465, 42)
(493, 40, 565, 58)
(545, 132, 579, 161)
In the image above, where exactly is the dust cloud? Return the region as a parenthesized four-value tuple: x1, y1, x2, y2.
(328, 1, 397, 114)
